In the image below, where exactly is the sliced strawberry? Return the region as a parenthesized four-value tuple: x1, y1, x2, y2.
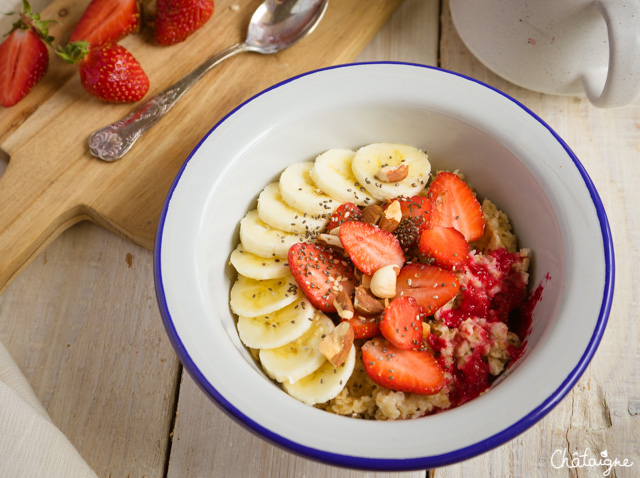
(395, 263, 460, 315)
(69, 0, 140, 47)
(0, 30, 47, 107)
(342, 314, 380, 340)
(379, 296, 423, 350)
(288, 242, 355, 313)
(0, 1, 54, 107)
(155, 0, 214, 46)
(326, 202, 363, 232)
(418, 226, 469, 270)
(427, 172, 485, 242)
(57, 42, 149, 103)
(339, 221, 405, 275)
(362, 337, 444, 395)
(398, 195, 431, 231)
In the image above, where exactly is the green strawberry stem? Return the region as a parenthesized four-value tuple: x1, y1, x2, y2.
(56, 41, 90, 65)
(3, 0, 57, 47)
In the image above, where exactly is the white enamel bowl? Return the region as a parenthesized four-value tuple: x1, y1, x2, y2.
(154, 63, 614, 470)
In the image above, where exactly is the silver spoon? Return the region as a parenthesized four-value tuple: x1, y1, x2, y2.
(88, 0, 329, 161)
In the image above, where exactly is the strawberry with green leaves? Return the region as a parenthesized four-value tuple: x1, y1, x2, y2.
(0, 0, 55, 107)
(57, 41, 149, 103)
(155, 0, 214, 46)
(69, 0, 141, 48)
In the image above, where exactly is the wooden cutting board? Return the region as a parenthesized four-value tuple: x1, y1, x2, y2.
(0, 0, 403, 293)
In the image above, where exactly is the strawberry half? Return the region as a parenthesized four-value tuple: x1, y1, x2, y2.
(326, 202, 363, 232)
(57, 42, 149, 103)
(342, 314, 380, 340)
(379, 296, 423, 350)
(288, 242, 355, 313)
(398, 195, 431, 231)
(395, 263, 460, 315)
(362, 337, 445, 395)
(155, 0, 214, 46)
(69, 0, 141, 48)
(0, 0, 54, 107)
(339, 221, 405, 275)
(427, 172, 485, 242)
(418, 226, 469, 270)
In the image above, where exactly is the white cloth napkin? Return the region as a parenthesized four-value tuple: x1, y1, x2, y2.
(0, 341, 97, 478)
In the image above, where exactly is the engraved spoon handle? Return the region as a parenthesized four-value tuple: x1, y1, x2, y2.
(89, 42, 251, 162)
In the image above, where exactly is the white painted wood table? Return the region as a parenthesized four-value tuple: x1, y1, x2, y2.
(1, 1, 638, 476)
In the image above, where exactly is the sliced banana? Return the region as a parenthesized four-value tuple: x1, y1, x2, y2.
(283, 344, 356, 405)
(257, 182, 328, 235)
(259, 312, 335, 384)
(351, 143, 431, 201)
(237, 296, 316, 349)
(279, 161, 339, 217)
(229, 244, 290, 280)
(310, 149, 378, 206)
(229, 274, 299, 318)
(239, 210, 304, 259)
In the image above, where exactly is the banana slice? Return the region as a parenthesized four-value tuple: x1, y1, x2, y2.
(283, 344, 356, 405)
(237, 297, 316, 349)
(310, 149, 378, 206)
(257, 182, 328, 235)
(279, 161, 339, 217)
(259, 312, 335, 384)
(239, 210, 304, 259)
(229, 244, 290, 280)
(230, 274, 299, 318)
(351, 143, 431, 201)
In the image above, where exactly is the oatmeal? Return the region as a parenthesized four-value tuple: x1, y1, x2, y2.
(228, 143, 534, 419)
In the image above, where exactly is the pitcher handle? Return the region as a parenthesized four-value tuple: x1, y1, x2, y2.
(582, 0, 640, 108)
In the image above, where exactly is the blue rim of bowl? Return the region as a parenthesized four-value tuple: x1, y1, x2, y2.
(153, 62, 615, 470)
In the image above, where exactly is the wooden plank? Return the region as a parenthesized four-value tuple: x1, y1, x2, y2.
(434, 1, 640, 477)
(0, 0, 404, 294)
(0, 222, 180, 477)
(165, 1, 439, 477)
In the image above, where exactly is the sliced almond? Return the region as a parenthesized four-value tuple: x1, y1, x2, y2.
(354, 268, 372, 288)
(369, 264, 400, 299)
(353, 285, 385, 316)
(317, 233, 344, 250)
(379, 200, 402, 233)
(422, 322, 431, 339)
(333, 289, 354, 319)
(361, 273, 372, 289)
(362, 204, 383, 225)
(375, 163, 409, 183)
(318, 322, 354, 367)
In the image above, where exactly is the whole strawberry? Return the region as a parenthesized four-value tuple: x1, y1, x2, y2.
(70, 0, 141, 48)
(0, 0, 55, 107)
(57, 41, 149, 103)
(155, 0, 214, 46)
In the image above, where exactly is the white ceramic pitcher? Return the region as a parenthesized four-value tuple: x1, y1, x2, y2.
(449, 0, 640, 107)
